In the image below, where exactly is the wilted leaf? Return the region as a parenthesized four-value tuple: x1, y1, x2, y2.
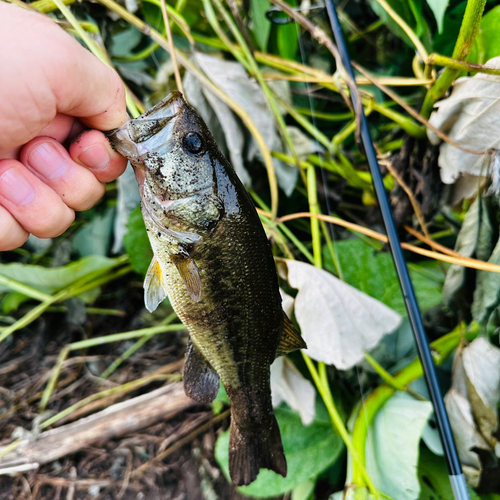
(195, 52, 298, 195)
(215, 407, 343, 497)
(278, 259, 402, 370)
(271, 356, 316, 425)
(428, 58, 500, 184)
(112, 163, 141, 253)
(365, 392, 433, 500)
(123, 205, 153, 276)
(286, 126, 324, 160)
(472, 234, 500, 323)
(442, 196, 495, 308)
(324, 238, 444, 315)
(444, 388, 489, 471)
(462, 338, 500, 442)
(0, 256, 119, 295)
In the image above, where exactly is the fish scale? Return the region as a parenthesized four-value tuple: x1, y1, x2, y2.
(107, 91, 307, 486)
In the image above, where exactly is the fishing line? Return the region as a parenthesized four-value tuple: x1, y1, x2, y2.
(268, 2, 470, 500)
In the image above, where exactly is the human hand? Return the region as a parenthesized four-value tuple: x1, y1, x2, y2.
(0, 3, 129, 251)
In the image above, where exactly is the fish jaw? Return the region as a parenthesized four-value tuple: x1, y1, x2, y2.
(106, 91, 185, 165)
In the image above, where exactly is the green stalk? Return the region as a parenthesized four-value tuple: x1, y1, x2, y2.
(209, 0, 299, 164)
(100, 312, 178, 379)
(351, 323, 478, 486)
(302, 354, 381, 499)
(427, 53, 500, 76)
(40, 323, 185, 410)
(421, 0, 487, 118)
(307, 166, 322, 268)
(0, 264, 131, 344)
(0, 275, 52, 302)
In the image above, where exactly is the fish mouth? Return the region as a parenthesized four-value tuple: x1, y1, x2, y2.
(106, 91, 186, 160)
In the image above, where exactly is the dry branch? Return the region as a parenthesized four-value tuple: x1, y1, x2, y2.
(0, 383, 195, 470)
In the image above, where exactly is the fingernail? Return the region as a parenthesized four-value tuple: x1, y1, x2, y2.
(28, 143, 68, 180)
(0, 168, 35, 206)
(78, 144, 110, 171)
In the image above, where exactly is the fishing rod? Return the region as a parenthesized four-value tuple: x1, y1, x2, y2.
(267, 2, 470, 500)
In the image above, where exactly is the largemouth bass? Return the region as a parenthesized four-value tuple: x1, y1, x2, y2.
(107, 91, 306, 486)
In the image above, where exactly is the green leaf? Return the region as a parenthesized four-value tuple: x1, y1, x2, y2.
(292, 479, 316, 500)
(324, 239, 444, 315)
(73, 208, 115, 257)
(215, 407, 343, 498)
(251, 0, 272, 51)
(433, 2, 467, 57)
(474, 5, 500, 64)
(365, 392, 432, 500)
(123, 206, 154, 276)
(111, 25, 143, 58)
(0, 256, 120, 295)
(277, 0, 298, 60)
(425, 0, 448, 33)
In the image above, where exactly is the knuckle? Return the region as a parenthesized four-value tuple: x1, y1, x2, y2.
(31, 207, 75, 238)
(67, 181, 105, 211)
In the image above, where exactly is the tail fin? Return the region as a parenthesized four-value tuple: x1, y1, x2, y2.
(228, 409, 287, 486)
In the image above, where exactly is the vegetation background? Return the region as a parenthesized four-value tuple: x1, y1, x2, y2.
(1, 0, 500, 498)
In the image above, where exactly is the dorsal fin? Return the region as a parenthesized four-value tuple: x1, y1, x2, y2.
(144, 257, 168, 312)
(171, 254, 202, 302)
(276, 313, 307, 357)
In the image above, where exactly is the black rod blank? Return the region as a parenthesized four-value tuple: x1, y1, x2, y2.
(322, 2, 470, 499)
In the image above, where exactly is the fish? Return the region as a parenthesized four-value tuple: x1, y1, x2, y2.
(107, 91, 307, 486)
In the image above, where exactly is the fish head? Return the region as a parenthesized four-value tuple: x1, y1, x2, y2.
(107, 91, 217, 200)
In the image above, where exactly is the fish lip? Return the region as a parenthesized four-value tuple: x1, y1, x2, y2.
(105, 91, 186, 161)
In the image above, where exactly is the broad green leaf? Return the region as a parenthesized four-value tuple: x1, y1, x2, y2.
(215, 407, 343, 498)
(111, 25, 143, 57)
(0, 256, 119, 295)
(73, 208, 115, 257)
(426, 0, 448, 33)
(324, 239, 444, 315)
(474, 6, 500, 64)
(279, 259, 402, 369)
(123, 206, 154, 276)
(365, 392, 432, 500)
(292, 479, 316, 500)
(251, 0, 272, 51)
(432, 1, 467, 57)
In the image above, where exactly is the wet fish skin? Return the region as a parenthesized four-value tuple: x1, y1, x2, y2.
(107, 92, 306, 486)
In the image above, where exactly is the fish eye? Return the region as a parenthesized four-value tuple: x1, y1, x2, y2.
(182, 132, 204, 155)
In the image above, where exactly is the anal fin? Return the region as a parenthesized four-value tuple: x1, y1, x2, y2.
(171, 254, 202, 302)
(144, 257, 167, 313)
(276, 313, 307, 357)
(183, 339, 219, 403)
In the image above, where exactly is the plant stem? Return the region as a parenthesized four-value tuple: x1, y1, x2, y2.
(427, 53, 500, 76)
(421, 0, 487, 118)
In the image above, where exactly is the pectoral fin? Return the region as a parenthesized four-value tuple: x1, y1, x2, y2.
(171, 254, 202, 302)
(276, 313, 307, 357)
(144, 257, 168, 313)
(183, 339, 219, 403)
